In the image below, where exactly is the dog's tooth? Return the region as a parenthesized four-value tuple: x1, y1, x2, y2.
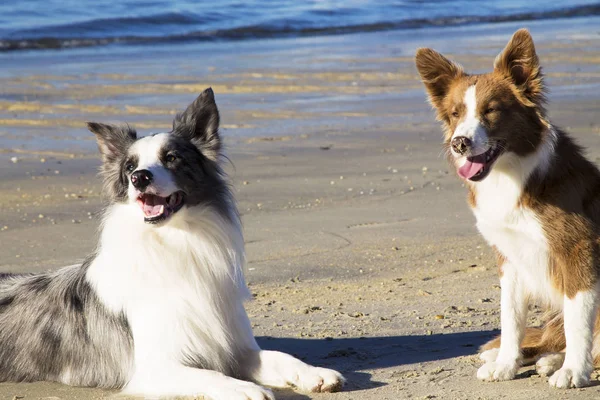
(159, 205, 164, 214)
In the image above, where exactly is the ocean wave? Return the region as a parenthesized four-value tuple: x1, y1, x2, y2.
(1, 4, 598, 52)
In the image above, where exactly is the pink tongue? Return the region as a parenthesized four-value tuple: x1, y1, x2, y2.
(142, 195, 168, 217)
(458, 154, 486, 179)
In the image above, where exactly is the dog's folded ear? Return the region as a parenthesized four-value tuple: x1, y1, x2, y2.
(494, 28, 545, 106)
(87, 122, 137, 163)
(415, 48, 464, 113)
(172, 88, 221, 161)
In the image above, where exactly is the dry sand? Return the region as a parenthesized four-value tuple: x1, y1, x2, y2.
(1, 18, 600, 400)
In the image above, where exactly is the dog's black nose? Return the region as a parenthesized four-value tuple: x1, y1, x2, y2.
(451, 136, 472, 155)
(131, 169, 153, 190)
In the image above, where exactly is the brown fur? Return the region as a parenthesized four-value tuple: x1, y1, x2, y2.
(416, 29, 600, 366)
(482, 312, 600, 367)
(493, 29, 546, 107)
(520, 133, 600, 297)
(414, 48, 465, 120)
(491, 246, 506, 278)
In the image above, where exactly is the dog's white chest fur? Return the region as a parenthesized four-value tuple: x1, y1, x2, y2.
(471, 138, 561, 307)
(86, 204, 256, 375)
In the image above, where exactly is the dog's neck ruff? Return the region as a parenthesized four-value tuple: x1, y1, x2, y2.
(86, 201, 254, 374)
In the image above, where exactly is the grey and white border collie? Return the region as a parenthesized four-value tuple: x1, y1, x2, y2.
(0, 88, 344, 399)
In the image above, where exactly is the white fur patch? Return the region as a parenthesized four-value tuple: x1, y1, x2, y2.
(247, 350, 345, 392)
(477, 360, 519, 382)
(128, 133, 179, 200)
(86, 200, 258, 396)
(125, 367, 275, 399)
(536, 353, 564, 376)
(477, 264, 525, 382)
(480, 348, 499, 363)
(452, 85, 488, 157)
(88, 203, 252, 361)
(549, 289, 597, 388)
(473, 128, 560, 308)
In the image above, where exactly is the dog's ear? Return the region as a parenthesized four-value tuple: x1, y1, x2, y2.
(87, 122, 137, 163)
(415, 48, 464, 111)
(172, 88, 221, 161)
(494, 29, 545, 106)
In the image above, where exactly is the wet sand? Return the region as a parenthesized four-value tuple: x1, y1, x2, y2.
(1, 17, 600, 400)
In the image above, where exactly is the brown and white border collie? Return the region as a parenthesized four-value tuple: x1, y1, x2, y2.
(416, 29, 600, 388)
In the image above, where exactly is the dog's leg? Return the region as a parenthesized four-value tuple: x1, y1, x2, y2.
(241, 350, 345, 393)
(548, 289, 597, 388)
(536, 352, 565, 376)
(477, 264, 527, 381)
(124, 365, 275, 400)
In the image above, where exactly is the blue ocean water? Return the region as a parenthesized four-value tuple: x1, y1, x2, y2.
(0, 0, 599, 51)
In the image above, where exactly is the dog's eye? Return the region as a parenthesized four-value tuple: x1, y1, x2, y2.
(485, 107, 496, 114)
(165, 153, 177, 163)
(451, 111, 459, 118)
(125, 162, 135, 172)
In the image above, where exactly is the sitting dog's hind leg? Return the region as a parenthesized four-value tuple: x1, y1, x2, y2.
(536, 352, 565, 377)
(479, 313, 567, 367)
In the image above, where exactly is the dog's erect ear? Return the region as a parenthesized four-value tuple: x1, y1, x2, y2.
(415, 48, 464, 110)
(494, 29, 545, 106)
(172, 88, 221, 161)
(87, 122, 137, 163)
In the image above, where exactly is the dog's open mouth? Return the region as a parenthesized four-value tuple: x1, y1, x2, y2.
(457, 142, 504, 182)
(136, 191, 185, 223)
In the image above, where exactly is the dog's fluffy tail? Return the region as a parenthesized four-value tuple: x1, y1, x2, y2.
(480, 311, 600, 366)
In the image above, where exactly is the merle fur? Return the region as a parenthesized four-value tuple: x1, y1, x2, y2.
(0, 259, 133, 387)
(89, 122, 137, 202)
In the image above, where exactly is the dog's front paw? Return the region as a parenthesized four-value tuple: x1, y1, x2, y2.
(477, 362, 518, 381)
(548, 367, 590, 389)
(209, 380, 275, 400)
(535, 353, 564, 377)
(291, 366, 346, 393)
(479, 348, 499, 363)
(250, 350, 345, 393)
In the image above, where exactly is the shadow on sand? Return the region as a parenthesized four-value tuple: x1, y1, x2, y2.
(257, 330, 497, 399)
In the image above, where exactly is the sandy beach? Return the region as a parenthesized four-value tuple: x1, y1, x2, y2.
(1, 16, 600, 400)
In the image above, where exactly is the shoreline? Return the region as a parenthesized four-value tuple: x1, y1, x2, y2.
(1, 15, 599, 159)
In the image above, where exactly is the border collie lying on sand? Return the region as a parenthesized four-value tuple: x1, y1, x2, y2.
(0, 88, 345, 399)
